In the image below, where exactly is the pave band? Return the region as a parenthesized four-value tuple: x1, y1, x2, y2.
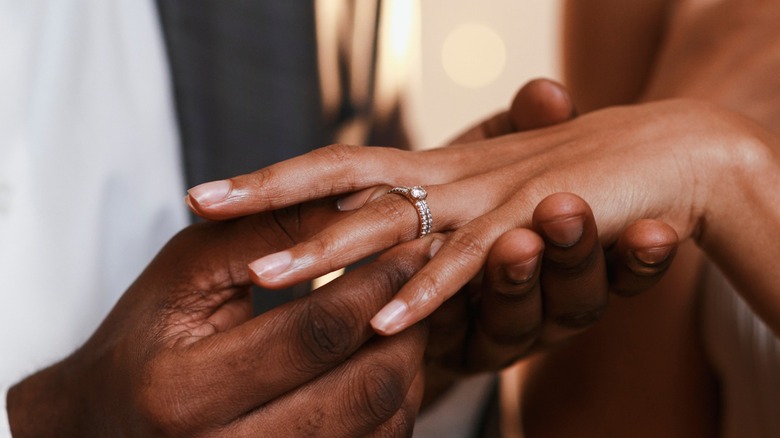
(388, 186, 433, 238)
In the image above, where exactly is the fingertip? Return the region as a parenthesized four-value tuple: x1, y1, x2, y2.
(631, 246, 675, 266)
(429, 236, 445, 258)
(622, 219, 679, 249)
(187, 179, 233, 209)
(371, 299, 410, 336)
(511, 78, 576, 131)
(621, 219, 678, 269)
(533, 193, 591, 248)
(538, 216, 585, 248)
(502, 254, 540, 285)
(185, 194, 198, 214)
(247, 251, 293, 285)
(488, 228, 544, 267)
(247, 265, 262, 287)
(610, 219, 679, 296)
(533, 192, 590, 222)
(336, 187, 385, 212)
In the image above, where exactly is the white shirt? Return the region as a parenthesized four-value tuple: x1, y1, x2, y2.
(0, 0, 187, 434)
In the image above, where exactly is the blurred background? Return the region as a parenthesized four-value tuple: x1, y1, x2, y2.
(314, 0, 562, 149)
(410, 0, 561, 147)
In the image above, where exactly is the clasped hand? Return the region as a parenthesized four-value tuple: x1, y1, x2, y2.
(188, 96, 763, 339)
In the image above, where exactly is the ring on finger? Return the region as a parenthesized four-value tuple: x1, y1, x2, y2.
(388, 186, 433, 238)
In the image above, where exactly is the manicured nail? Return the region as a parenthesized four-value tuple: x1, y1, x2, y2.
(429, 237, 445, 258)
(336, 188, 375, 211)
(540, 216, 584, 247)
(187, 180, 232, 207)
(503, 255, 539, 284)
(371, 300, 409, 335)
(632, 246, 672, 266)
(248, 251, 293, 281)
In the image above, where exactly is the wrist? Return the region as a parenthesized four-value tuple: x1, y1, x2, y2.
(7, 356, 87, 436)
(698, 115, 780, 248)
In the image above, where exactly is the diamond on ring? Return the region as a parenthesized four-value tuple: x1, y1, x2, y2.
(388, 186, 433, 238)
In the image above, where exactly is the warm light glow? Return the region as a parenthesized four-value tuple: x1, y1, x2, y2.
(375, 0, 419, 119)
(386, 0, 415, 61)
(311, 268, 346, 290)
(441, 23, 506, 88)
(314, 0, 345, 120)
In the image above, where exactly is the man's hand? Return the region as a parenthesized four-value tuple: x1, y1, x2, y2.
(423, 193, 678, 402)
(7, 205, 437, 437)
(422, 81, 677, 402)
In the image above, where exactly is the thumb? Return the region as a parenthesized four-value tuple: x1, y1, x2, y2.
(447, 78, 577, 145)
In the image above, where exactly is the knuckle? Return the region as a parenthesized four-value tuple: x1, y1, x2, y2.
(486, 326, 541, 347)
(408, 270, 446, 308)
(291, 407, 326, 437)
(374, 253, 422, 287)
(351, 364, 408, 425)
(554, 304, 607, 330)
(371, 406, 416, 438)
(247, 211, 296, 247)
(314, 143, 361, 168)
(448, 230, 489, 261)
(245, 167, 275, 194)
(366, 198, 411, 228)
(243, 168, 293, 209)
(480, 318, 541, 347)
(545, 247, 601, 280)
(491, 282, 537, 305)
(363, 262, 414, 304)
(293, 300, 360, 372)
(304, 235, 346, 271)
(135, 360, 194, 435)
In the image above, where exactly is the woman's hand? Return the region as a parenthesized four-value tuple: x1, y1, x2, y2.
(187, 98, 760, 336)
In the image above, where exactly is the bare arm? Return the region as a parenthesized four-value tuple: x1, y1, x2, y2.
(562, 0, 673, 111)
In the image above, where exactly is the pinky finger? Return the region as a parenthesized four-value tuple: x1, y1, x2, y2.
(608, 219, 678, 296)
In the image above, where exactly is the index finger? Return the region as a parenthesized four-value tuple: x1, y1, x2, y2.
(186, 144, 430, 220)
(186, 78, 577, 221)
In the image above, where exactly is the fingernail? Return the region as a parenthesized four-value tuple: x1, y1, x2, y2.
(632, 246, 672, 266)
(248, 251, 293, 281)
(540, 216, 584, 247)
(503, 255, 539, 284)
(371, 300, 409, 335)
(187, 180, 232, 207)
(429, 237, 445, 258)
(336, 188, 374, 212)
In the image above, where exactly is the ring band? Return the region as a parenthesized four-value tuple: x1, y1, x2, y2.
(388, 186, 433, 238)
